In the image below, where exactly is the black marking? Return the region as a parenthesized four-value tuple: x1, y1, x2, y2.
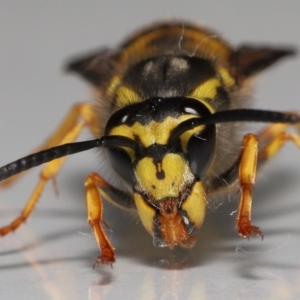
(153, 214, 165, 247)
(123, 55, 216, 99)
(156, 169, 165, 180)
(105, 96, 212, 131)
(179, 210, 197, 237)
(142, 144, 173, 164)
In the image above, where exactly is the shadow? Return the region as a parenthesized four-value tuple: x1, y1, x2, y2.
(254, 169, 300, 212)
(0, 222, 82, 257)
(2, 166, 299, 275)
(0, 254, 90, 271)
(63, 166, 300, 272)
(86, 196, 241, 271)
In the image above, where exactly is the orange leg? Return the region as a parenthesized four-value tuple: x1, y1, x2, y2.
(85, 173, 115, 267)
(0, 121, 85, 236)
(236, 133, 262, 238)
(236, 122, 300, 238)
(0, 103, 98, 188)
(259, 132, 300, 161)
(0, 102, 98, 235)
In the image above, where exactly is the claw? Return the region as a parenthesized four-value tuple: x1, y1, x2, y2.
(93, 248, 115, 269)
(237, 218, 263, 240)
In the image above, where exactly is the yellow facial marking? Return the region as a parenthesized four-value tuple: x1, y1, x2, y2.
(218, 67, 235, 88)
(188, 78, 221, 100)
(109, 115, 197, 148)
(181, 181, 206, 228)
(180, 125, 205, 153)
(134, 193, 155, 235)
(135, 154, 194, 200)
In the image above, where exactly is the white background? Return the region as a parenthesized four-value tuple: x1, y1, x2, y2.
(1, 1, 300, 299)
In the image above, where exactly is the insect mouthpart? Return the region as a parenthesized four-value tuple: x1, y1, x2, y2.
(134, 179, 207, 249)
(152, 197, 198, 249)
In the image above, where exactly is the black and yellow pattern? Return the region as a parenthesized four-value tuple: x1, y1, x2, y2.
(0, 21, 298, 266)
(67, 22, 296, 254)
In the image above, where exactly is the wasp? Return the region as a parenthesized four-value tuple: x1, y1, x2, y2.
(0, 21, 299, 267)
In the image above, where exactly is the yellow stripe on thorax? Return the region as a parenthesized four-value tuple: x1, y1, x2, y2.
(107, 76, 141, 108)
(120, 25, 233, 67)
(188, 78, 221, 100)
(218, 67, 235, 88)
(188, 67, 235, 102)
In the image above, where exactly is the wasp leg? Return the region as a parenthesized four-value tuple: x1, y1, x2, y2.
(0, 103, 97, 188)
(237, 120, 300, 238)
(258, 124, 300, 162)
(211, 116, 300, 193)
(0, 121, 84, 236)
(236, 134, 262, 238)
(85, 172, 116, 267)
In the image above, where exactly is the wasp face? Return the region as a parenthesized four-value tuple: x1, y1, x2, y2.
(105, 96, 216, 248)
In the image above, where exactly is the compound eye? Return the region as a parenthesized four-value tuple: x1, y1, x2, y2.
(186, 125, 216, 178)
(106, 148, 135, 186)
